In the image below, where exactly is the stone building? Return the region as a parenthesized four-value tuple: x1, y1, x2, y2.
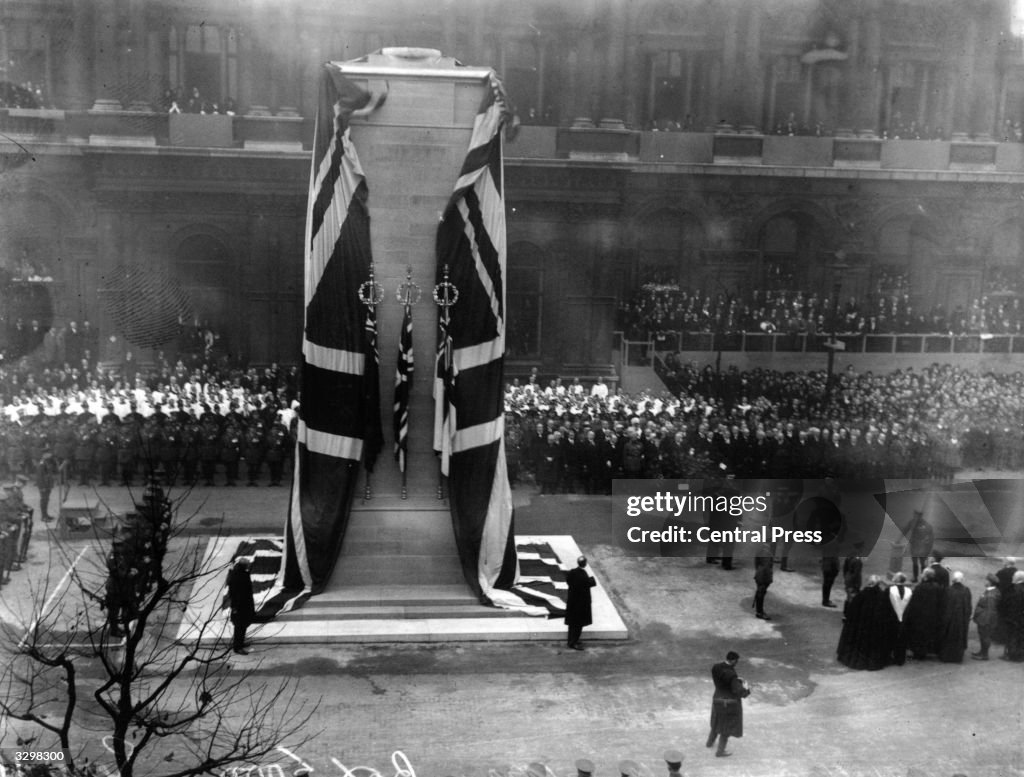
(2, 0, 1024, 372)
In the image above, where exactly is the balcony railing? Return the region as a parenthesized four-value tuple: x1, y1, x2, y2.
(4, 109, 1024, 173)
(639, 331, 1024, 355)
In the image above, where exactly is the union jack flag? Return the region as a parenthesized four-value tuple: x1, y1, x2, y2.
(394, 302, 413, 472)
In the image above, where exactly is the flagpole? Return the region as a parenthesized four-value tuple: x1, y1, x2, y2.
(359, 263, 384, 502)
(434, 264, 458, 502)
(396, 266, 419, 501)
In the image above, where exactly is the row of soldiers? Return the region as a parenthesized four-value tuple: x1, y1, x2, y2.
(0, 478, 33, 588)
(504, 411, 956, 492)
(1, 408, 295, 488)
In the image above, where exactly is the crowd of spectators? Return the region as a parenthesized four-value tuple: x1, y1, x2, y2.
(0, 79, 50, 109)
(643, 110, 950, 140)
(0, 353, 300, 491)
(503, 360, 1024, 493)
(161, 86, 237, 116)
(620, 282, 1024, 340)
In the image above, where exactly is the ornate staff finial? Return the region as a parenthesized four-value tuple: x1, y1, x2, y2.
(358, 264, 385, 308)
(396, 265, 421, 306)
(433, 264, 459, 309)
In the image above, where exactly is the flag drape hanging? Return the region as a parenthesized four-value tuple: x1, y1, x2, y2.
(258, 64, 385, 619)
(394, 301, 413, 472)
(434, 73, 525, 608)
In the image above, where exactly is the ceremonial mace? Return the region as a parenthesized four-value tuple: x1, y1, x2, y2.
(433, 264, 459, 501)
(396, 266, 421, 500)
(358, 264, 385, 501)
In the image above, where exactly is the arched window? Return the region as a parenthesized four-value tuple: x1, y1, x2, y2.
(507, 242, 544, 359)
(987, 220, 1024, 293)
(757, 212, 824, 292)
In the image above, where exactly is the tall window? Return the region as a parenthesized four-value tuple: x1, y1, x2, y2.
(175, 234, 231, 332)
(885, 61, 937, 134)
(168, 24, 238, 104)
(647, 49, 711, 129)
(766, 55, 805, 130)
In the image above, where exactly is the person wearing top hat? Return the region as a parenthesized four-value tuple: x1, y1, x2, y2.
(574, 759, 594, 777)
(565, 555, 596, 651)
(226, 557, 255, 655)
(706, 650, 751, 757)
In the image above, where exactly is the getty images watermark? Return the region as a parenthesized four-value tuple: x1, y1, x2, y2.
(611, 478, 901, 559)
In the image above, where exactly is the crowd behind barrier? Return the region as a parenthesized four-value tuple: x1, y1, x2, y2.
(503, 360, 1024, 492)
(619, 284, 1024, 341)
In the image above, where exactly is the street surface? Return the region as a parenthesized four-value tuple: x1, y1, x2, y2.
(1, 476, 1022, 777)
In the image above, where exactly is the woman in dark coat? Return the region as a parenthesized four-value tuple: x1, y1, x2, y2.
(837, 576, 898, 670)
(938, 571, 972, 663)
(902, 568, 946, 659)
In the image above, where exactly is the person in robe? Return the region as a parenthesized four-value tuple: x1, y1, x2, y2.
(888, 571, 913, 665)
(971, 573, 1001, 661)
(1003, 570, 1024, 662)
(837, 575, 897, 670)
(902, 568, 945, 659)
(938, 570, 972, 663)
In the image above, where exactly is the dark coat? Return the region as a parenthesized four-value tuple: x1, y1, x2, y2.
(837, 585, 898, 670)
(227, 564, 255, 625)
(973, 586, 1000, 631)
(908, 520, 934, 558)
(564, 566, 596, 627)
(709, 661, 750, 738)
(938, 581, 972, 663)
(903, 578, 946, 657)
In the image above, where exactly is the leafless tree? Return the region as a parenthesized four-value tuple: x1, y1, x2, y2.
(0, 480, 318, 777)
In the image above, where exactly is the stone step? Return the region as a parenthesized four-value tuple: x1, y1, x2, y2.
(276, 603, 517, 621)
(308, 584, 477, 606)
(341, 538, 456, 556)
(329, 554, 464, 586)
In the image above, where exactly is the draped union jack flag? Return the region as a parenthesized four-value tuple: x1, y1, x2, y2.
(434, 74, 526, 608)
(257, 64, 385, 619)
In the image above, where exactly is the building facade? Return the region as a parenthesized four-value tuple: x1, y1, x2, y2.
(2, 0, 1024, 371)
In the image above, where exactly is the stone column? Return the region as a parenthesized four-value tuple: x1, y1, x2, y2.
(739, 4, 763, 129)
(65, 0, 94, 110)
(855, 0, 882, 133)
(718, 4, 742, 125)
(91, 0, 121, 108)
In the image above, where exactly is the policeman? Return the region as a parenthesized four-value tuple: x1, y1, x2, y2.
(96, 422, 119, 487)
(182, 419, 203, 486)
(117, 423, 138, 486)
(264, 420, 290, 487)
(160, 420, 182, 487)
(198, 417, 221, 486)
(220, 423, 242, 487)
(74, 423, 96, 486)
(243, 420, 266, 487)
(36, 450, 59, 522)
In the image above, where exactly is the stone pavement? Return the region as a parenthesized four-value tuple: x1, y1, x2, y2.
(2, 475, 1023, 776)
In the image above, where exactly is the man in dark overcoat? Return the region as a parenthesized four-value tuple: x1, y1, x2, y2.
(564, 555, 596, 650)
(972, 573, 1001, 660)
(706, 650, 751, 758)
(938, 571, 972, 663)
(226, 557, 255, 655)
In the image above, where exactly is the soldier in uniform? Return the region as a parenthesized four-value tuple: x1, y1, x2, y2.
(74, 422, 96, 486)
(96, 420, 119, 486)
(199, 417, 221, 486)
(182, 418, 203, 486)
(264, 420, 290, 486)
(117, 423, 138, 486)
(36, 450, 59, 522)
(220, 423, 242, 486)
(160, 420, 183, 487)
(243, 420, 266, 487)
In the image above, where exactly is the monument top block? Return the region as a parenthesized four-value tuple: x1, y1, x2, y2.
(332, 47, 493, 83)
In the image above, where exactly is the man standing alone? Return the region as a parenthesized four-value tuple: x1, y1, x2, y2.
(227, 558, 255, 655)
(564, 555, 596, 651)
(706, 650, 751, 758)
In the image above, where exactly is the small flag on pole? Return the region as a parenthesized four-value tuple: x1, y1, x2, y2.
(394, 302, 414, 472)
